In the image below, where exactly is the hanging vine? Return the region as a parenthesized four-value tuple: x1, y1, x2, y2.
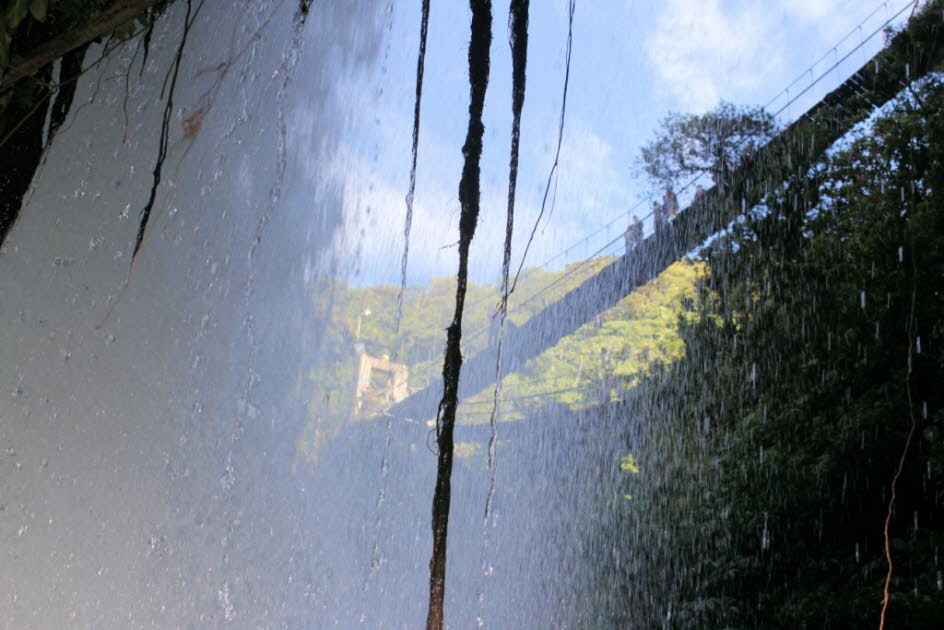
(425, 2, 491, 628)
(394, 0, 431, 334)
(485, 0, 529, 523)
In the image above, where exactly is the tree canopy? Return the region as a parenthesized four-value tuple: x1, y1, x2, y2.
(638, 101, 780, 192)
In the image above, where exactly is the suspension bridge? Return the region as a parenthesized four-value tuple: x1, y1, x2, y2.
(381, 0, 943, 423)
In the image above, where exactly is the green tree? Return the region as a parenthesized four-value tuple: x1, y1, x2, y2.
(638, 101, 779, 191)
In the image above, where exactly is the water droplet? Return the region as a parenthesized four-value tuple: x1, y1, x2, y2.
(220, 466, 235, 491)
(217, 582, 235, 621)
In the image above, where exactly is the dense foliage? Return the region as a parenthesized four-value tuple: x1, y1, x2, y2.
(584, 75, 944, 628)
(638, 101, 780, 191)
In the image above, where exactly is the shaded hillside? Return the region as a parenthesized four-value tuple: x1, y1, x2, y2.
(575, 73, 944, 629)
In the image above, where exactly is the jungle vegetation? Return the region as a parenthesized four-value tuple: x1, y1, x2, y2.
(297, 258, 703, 464)
(579, 74, 944, 628)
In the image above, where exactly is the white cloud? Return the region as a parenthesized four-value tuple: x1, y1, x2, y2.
(646, 0, 785, 111)
(781, 0, 847, 23)
(556, 122, 625, 209)
(643, 0, 894, 112)
(308, 116, 633, 288)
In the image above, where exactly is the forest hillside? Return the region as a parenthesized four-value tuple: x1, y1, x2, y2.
(298, 258, 702, 462)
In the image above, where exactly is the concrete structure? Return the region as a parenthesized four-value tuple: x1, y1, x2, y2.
(352, 344, 409, 419)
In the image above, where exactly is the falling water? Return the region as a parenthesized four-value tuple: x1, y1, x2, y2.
(1, 1, 943, 629)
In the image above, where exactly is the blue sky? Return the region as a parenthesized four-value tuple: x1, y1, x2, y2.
(321, 0, 915, 287)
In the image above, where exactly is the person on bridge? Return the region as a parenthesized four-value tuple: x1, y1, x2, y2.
(624, 214, 643, 254)
(653, 200, 666, 233)
(664, 185, 679, 220)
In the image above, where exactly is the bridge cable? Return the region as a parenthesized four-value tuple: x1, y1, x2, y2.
(394, 0, 432, 335)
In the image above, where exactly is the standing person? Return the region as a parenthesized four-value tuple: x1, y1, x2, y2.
(664, 185, 679, 220)
(652, 200, 666, 233)
(694, 184, 705, 199)
(624, 214, 643, 253)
